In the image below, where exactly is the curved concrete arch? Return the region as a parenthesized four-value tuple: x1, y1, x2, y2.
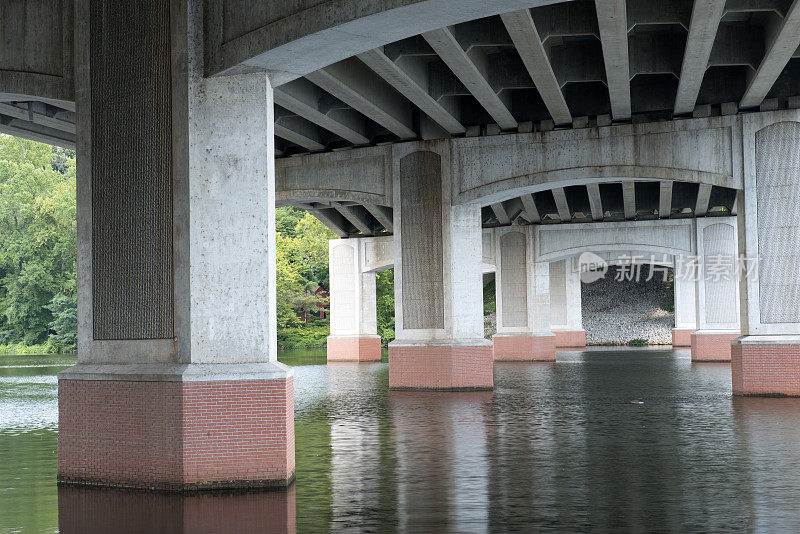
(534, 219, 696, 262)
(276, 145, 393, 206)
(206, 0, 566, 83)
(450, 117, 743, 205)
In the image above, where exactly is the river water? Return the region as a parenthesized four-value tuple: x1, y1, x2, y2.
(2, 348, 800, 532)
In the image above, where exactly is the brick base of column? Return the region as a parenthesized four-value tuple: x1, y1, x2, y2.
(58, 371, 294, 491)
(690, 330, 740, 362)
(327, 336, 382, 362)
(732, 336, 800, 396)
(553, 330, 586, 348)
(388, 341, 493, 390)
(492, 334, 556, 361)
(672, 328, 694, 347)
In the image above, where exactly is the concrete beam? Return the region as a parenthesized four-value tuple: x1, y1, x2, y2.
(595, 0, 632, 120)
(364, 203, 394, 232)
(274, 79, 370, 145)
(491, 202, 512, 225)
(331, 202, 374, 235)
(586, 183, 604, 220)
(501, 9, 572, 125)
(310, 207, 350, 237)
(423, 27, 518, 129)
(520, 193, 541, 223)
(659, 181, 673, 218)
(695, 183, 712, 216)
(552, 187, 572, 222)
(740, 0, 800, 109)
(305, 58, 416, 139)
(673, 0, 726, 115)
(622, 181, 636, 219)
(0, 117, 75, 149)
(274, 116, 326, 151)
(0, 102, 75, 134)
(357, 48, 465, 135)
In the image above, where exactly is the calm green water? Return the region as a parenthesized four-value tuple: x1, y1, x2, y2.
(3, 348, 800, 532)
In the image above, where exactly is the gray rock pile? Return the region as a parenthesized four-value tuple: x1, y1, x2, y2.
(581, 266, 674, 345)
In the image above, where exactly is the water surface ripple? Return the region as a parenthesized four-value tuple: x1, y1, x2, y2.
(2, 349, 800, 532)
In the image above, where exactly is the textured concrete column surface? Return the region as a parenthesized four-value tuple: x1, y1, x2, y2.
(58, 0, 293, 491)
(550, 258, 586, 348)
(327, 238, 382, 362)
(691, 217, 740, 361)
(733, 114, 800, 395)
(672, 257, 697, 347)
(389, 146, 493, 389)
(491, 227, 556, 360)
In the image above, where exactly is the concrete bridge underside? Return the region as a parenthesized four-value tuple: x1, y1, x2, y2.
(328, 217, 739, 362)
(2, 0, 800, 492)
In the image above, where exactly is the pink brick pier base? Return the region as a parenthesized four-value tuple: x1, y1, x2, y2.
(327, 336, 382, 362)
(691, 331, 739, 362)
(389, 343, 493, 389)
(553, 330, 586, 348)
(672, 328, 694, 347)
(732, 337, 800, 396)
(493, 334, 556, 362)
(58, 378, 294, 491)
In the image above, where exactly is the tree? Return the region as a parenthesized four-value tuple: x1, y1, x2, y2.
(275, 207, 337, 327)
(376, 269, 395, 343)
(0, 135, 76, 348)
(46, 293, 77, 352)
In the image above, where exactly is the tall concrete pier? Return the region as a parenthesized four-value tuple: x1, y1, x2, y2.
(5, 0, 800, 489)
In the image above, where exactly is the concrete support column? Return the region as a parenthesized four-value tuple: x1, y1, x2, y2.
(491, 226, 556, 361)
(58, 0, 293, 490)
(550, 259, 586, 348)
(672, 258, 697, 347)
(327, 238, 382, 362)
(691, 217, 741, 361)
(531, 260, 557, 360)
(733, 114, 800, 395)
(389, 146, 492, 389)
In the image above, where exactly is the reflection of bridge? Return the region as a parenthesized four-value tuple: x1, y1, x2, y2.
(4, 0, 800, 491)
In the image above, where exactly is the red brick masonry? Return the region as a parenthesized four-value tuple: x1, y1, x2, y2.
(732, 338, 800, 396)
(493, 334, 556, 361)
(327, 336, 382, 362)
(691, 331, 739, 361)
(672, 328, 694, 347)
(58, 378, 294, 491)
(389, 344, 493, 389)
(553, 330, 586, 348)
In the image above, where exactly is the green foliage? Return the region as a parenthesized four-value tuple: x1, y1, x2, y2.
(277, 322, 330, 349)
(46, 293, 77, 352)
(275, 208, 337, 333)
(274, 208, 399, 348)
(628, 338, 649, 346)
(0, 135, 76, 351)
(660, 301, 675, 313)
(0, 342, 53, 355)
(483, 278, 496, 315)
(376, 269, 395, 345)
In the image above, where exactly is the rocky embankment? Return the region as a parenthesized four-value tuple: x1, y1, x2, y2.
(582, 266, 674, 345)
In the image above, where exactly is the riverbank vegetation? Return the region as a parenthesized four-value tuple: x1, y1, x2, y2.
(276, 206, 396, 348)
(0, 136, 77, 354)
(0, 135, 399, 354)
